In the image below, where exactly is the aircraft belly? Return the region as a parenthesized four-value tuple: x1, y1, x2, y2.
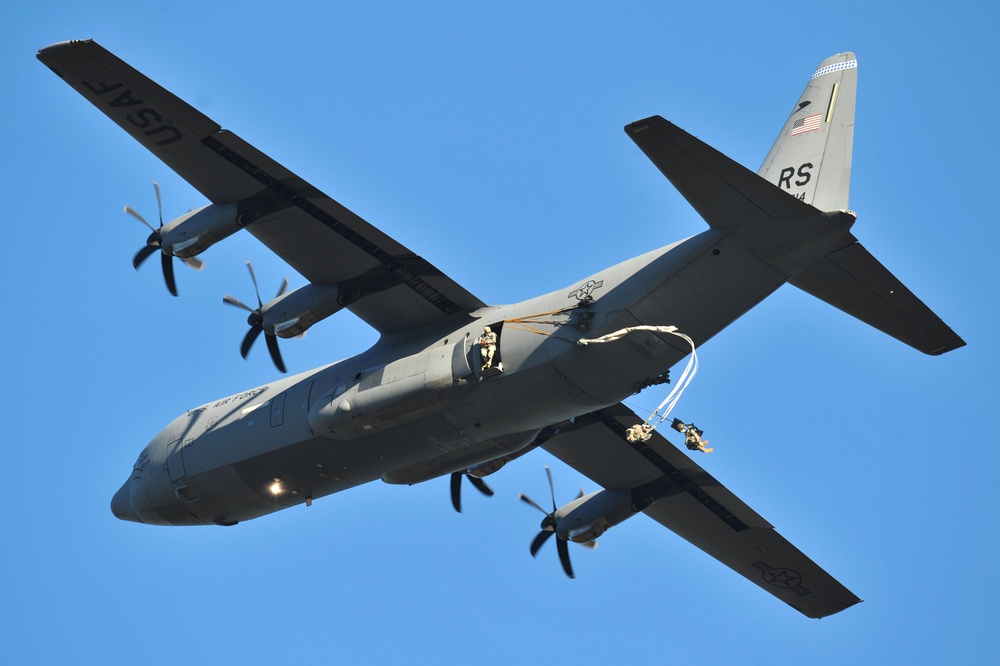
(165, 430, 404, 525)
(381, 362, 602, 484)
(162, 360, 594, 523)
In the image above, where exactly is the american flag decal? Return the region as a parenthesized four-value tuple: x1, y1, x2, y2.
(791, 113, 823, 136)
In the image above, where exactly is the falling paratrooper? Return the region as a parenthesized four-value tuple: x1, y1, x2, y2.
(671, 418, 713, 453)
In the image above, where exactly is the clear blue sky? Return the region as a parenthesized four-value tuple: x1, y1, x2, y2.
(4, 2, 997, 664)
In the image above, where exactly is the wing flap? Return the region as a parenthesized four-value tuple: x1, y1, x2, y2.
(542, 403, 861, 618)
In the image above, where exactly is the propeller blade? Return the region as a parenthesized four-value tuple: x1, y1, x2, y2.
(124, 205, 156, 232)
(152, 180, 163, 227)
(519, 493, 548, 516)
(127, 182, 202, 296)
(529, 530, 554, 558)
(229, 263, 295, 371)
(183, 256, 204, 271)
(223, 295, 254, 312)
(133, 244, 157, 270)
(545, 465, 557, 513)
(265, 333, 286, 373)
(450, 472, 463, 513)
(521, 466, 593, 578)
(161, 251, 178, 297)
(241, 326, 262, 359)
(467, 475, 494, 497)
(245, 261, 263, 308)
(556, 536, 575, 579)
(451, 472, 494, 513)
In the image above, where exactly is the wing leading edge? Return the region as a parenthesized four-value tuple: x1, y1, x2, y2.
(37, 39, 484, 335)
(542, 403, 862, 619)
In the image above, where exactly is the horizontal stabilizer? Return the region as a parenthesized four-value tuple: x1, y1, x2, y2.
(625, 116, 817, 231)
(790, 242, 965, 355)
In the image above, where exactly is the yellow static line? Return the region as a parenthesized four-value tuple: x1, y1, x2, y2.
(503, 306, 582, 336)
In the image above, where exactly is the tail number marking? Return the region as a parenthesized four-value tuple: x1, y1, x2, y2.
(777, 163, 813, 191)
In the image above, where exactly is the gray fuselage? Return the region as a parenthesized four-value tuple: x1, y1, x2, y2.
(113, 225, 799, 526)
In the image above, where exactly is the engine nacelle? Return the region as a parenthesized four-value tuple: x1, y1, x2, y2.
(555, 486, 662, 544)
(309, 339, 475, 439)
(261, 282, 356, 339)
(159, 203, 256, 259)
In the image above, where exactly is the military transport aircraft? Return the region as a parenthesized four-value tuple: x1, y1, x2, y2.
(38, 40, 964, 619)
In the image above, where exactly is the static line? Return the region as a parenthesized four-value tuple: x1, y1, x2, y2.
(577, 325, 699, 432)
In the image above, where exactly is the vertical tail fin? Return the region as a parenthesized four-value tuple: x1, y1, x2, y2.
(760, 55, 963, 355)
(625, 52, 964, 356)
(757, 53, 857, 211)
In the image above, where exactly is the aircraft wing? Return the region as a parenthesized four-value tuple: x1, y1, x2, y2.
(36, 39, 484, 335)
(541, 403, 862, 618)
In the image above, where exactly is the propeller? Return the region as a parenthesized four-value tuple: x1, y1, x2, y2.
(223, 261, 290, 373)
(519, 466, 593, 579)
(124, 181, 203, 296)
(450, 471, 495, 513)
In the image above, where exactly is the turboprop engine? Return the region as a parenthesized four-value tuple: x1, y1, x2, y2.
(256, 282, 356, 339)
(125, 181, 260, 296)
(157, 202, 251, 260)
(520, 467, 665, 578)
(224, 262, 358, 372)
(554, 487, 657, 543)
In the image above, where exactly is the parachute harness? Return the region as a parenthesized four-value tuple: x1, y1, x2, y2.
(577, 325, 702, 446)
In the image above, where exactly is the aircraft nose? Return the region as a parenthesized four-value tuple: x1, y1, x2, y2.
(111, 478, 142, 523)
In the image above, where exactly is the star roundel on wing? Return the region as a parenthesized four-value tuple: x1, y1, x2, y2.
(754, 561, 810, 596)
